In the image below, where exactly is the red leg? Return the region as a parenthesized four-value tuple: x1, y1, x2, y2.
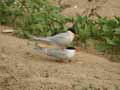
(75, 47, 80, 52)
(55, 60, 65, 63)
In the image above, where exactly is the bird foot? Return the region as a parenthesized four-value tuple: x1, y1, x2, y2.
(55, 60, 65, 63)
(75, 47, 80, 52)
(68, 59, 72, 62)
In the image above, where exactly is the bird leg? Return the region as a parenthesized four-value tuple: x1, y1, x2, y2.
(55, 60, 65, 63)
(68, 59, 72, 62)
(75, 47, 80, 52)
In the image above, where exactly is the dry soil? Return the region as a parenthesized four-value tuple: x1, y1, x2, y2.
(0, 33, 120, 90)
(53, 0, 120, 18)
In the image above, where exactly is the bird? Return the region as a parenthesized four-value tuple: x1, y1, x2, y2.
(30, 27, 75, 48)
(33, 46, 76, 62)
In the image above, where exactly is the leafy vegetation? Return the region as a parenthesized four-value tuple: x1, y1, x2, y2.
(0, 0, 72, 37)
(79, 84, 120, 90)
(0, 0, 120, 61)
(74, 16, 120, 52)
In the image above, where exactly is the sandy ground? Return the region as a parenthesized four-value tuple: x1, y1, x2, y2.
(0, 0, 120, 89)
(0, 33, 120, 90)
(53, 0, 120, 18)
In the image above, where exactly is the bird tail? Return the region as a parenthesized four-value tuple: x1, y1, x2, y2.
(33, 46, 47, 54)
(30, 35, 49, 41)
(28, 35, 61, 49)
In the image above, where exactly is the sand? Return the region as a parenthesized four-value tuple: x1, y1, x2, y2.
(0, 0, 120, 89)
(53, 0, 120, 18)
(0, 33, 120, 90)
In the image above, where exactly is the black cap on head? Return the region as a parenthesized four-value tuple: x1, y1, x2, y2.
(67, 27, 75, 33)
(66, 46, 75, 50)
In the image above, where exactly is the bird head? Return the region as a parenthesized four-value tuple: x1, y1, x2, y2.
(66, 46, 80, 52)
(67, 27, 76, 34)
(66, 46, 75, 50)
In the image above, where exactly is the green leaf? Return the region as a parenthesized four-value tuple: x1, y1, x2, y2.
(114, 28, 120, 34)
(96, 42, 112, 52)
(105, 37, 117, 45)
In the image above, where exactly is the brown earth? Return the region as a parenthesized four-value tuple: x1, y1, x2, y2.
(0, 33, 120, 90)
(0, 0, 120, 90)
(53, 0, 120, 18)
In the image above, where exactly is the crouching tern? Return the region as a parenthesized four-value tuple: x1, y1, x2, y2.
(31, 28, 75, 48)
(33, 46, 76, 62)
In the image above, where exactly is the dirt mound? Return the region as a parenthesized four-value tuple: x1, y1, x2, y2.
(53, 0, 120, 18)
(0, 33, 120, 90)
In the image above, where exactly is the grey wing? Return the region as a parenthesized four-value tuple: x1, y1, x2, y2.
(30, 35, 62, 48)
(49, 32, 70, 46)
(30, 32, 67, 42)
(47, 49, 68, 59)
(30, 35, 51, 42)
(30, 32, 71, 47)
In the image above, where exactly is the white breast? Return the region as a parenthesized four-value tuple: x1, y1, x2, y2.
(65, 49, 75, 58)
(67, 31, 74, 41)
(46, 48, 75, 60)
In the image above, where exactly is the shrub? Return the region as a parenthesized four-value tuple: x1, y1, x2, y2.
(74, 16, 120, 52)
(0, 0, 72, 37)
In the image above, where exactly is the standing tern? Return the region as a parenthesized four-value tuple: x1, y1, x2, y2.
(33, 46, 76, 62)
(31, 28, 75, 48)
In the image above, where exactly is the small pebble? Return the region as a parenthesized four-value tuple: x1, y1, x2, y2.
(2, 29, 14, 33)
(1, 53, 7, 60)
(74, 6, 78, 8)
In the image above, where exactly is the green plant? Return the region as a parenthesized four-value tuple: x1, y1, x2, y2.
(73, 16, 120, 52)
(95, 17, 120, 51)
(0, 0, 72, 37)
(0, 0, 26, 25)
(80, 84, 120, 90)
(15, 0, 73, 38)
(73, 16, 96, 48)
